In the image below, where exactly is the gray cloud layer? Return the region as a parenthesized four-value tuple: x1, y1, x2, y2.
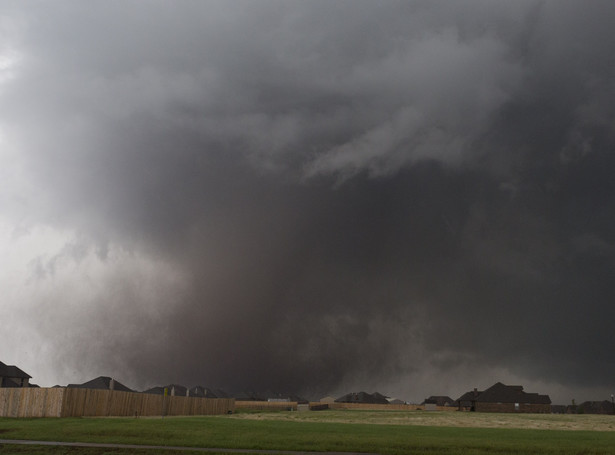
(1, 1, 615, 401)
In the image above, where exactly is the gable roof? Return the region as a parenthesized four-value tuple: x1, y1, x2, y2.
(477, 382, 551, 404)
(456, 389, 482, 406)
(0, 361, 32, 379)
(67, 376, 133, 392)
(423, 396, 455, 406)
(476, 382, 521, 403)
(335, 391, 390, 404)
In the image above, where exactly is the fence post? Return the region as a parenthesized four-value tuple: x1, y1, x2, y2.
(162, 387, 167, 417)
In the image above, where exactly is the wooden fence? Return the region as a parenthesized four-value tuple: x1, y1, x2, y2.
(235, 401, 298, 411)
(0, 388, 64, 417)
(0, 388, 234, 418)
(1, 388, 463, 418)
(328, 402, 422, 411)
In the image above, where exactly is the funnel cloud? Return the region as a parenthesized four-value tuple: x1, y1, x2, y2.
(1, 1, 615, 403)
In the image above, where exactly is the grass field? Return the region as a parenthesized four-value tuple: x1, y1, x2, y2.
(2, 410, 615, 454)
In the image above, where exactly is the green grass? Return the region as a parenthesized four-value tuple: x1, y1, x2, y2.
(0, 446, 191, 455)
(1, 412, 615, 454)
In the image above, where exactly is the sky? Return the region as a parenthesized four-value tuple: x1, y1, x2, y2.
(1, 0, 615, 404)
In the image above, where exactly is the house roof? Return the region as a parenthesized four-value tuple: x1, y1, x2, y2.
(477, 382, 523, 403)
(143, 384, 187, 396)
(456, 382, 551, 405)
(456, 389, 482, 406)
(371, 392, 390, 402)
(67, 376, 133, 392)
(422, 396, 455, 406)
(189, 386, 225, 398)
(0, 361, 32, 379)
(142, 386, 165, 395)
(189, 386, 206, 397)
(335, 391, 390, 404)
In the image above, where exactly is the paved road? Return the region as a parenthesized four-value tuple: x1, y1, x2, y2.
(0, 439, 380, 455)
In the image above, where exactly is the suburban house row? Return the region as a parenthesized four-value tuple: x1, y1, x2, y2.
(1, 360, 611, 414)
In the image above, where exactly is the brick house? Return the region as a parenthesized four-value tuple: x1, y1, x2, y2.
(574, 400, 615, 415)
(456, 382, 551, 413)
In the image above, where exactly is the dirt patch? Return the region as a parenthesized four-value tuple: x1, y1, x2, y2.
(230, 410, 615, 432)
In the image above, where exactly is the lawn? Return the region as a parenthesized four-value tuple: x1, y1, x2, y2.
(1, 410, 615, 454)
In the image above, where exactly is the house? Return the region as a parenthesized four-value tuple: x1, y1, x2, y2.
(335, 391, 390, 404)
(0, 361, 32, 387)
(143, 384, 187, 396)
(189, 386, 228, 398)
(422, 396, 455, 408)
(67, 376, 133, 392)
(320, 396, 336, 403)
(457, 388, 481, 411)
(575, 401, 615, 415)
(456, 382, 551, 413)
(264, 392, 308, 404)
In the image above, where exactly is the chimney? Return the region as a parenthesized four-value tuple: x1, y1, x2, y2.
(109, 379, 115, 391)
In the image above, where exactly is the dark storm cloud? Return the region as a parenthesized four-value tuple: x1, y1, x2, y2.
(2, 0, 615, 400)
